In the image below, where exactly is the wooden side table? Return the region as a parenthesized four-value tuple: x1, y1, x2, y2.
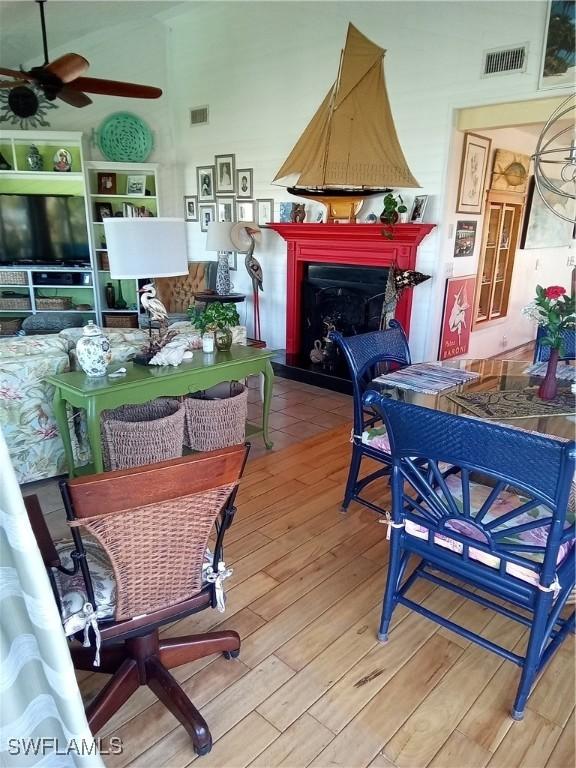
(47, 346, 275, 476)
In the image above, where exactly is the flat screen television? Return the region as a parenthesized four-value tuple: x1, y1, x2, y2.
(0, 194, 90, 267)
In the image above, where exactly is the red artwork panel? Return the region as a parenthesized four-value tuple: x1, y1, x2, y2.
(438, 275, 476, 360)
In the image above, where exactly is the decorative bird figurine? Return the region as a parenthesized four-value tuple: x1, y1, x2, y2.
(139, 282, 168, 323)
(244, 228, 263, 293)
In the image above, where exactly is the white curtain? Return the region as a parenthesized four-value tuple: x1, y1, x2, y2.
(0, 431, 103, 768)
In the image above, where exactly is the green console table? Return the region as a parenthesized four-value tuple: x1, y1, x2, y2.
(46, 345, 275, 476)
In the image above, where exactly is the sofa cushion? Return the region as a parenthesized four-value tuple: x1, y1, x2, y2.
(22, 312, 84, 335)
(0, 334, 70, 357)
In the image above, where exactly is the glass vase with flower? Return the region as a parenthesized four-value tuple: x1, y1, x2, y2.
(522, 284, 575, 400)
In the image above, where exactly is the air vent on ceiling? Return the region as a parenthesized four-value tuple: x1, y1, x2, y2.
(482, 45, 527, 76)
(190, 106, 209, 126)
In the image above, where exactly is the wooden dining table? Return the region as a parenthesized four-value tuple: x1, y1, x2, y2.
(371, 358, 575, 442)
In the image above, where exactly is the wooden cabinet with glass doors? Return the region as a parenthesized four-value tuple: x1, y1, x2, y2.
(473, 192, 524, 326)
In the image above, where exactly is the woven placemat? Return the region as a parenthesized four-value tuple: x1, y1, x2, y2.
(446, 388, 576, 419)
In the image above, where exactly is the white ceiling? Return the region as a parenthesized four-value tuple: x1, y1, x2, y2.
(0, 1, 185, 67)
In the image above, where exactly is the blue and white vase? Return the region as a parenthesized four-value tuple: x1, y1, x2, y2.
(216, 252, 231, 295)
(76, 321, 111, 377)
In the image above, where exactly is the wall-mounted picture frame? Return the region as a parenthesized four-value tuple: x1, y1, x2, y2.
(539, 0, 575, 90)
(410, 194, 428, 223)
(184, 195, 198, 222)
(257, 198, 274, 225)
(197, 165, 215, 202)
(438, 275, 476, 361)
(97, 172, 116, 195)
(456, 133, 492, 215)
(95, 202, 113, 222)
(236, 200, 255, 222)
(216, 196, 236, 223)
(520, 175, 575, 249)
(229, 252, 237, 272)
(199, 203, 216, 232)
(215, 154, 236, 194)
(453, 220, 477, 258)
(236, 168, 253, 199)
(126, 175, 146, 197)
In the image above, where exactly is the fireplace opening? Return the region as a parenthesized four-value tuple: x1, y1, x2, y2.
(300, 263, 391, 379)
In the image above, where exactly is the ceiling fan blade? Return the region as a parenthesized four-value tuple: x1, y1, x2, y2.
(0, 80, 27, 89)
(58, 86, 92, 108)
(0, 67, 33, 80)
(69, 76, 162, 99)
(45, 53, 89, 83)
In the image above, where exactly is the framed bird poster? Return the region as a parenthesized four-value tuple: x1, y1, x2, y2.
(438, 275, 476, 360)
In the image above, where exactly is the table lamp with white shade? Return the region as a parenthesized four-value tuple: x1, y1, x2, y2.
(206, 221, 235, 295)
(103, 217, 189, 361)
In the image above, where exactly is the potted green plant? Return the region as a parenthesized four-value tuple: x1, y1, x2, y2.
(187, 301, 240, 351)
(380, 193, 408, 239)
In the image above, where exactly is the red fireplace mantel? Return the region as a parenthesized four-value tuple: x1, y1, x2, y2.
(266, 223, 435, 356)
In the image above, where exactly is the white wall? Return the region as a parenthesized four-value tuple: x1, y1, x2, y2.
(17, 0, 573, 355)
(445, 125, 574, 359)
(163, 0, 569, 353)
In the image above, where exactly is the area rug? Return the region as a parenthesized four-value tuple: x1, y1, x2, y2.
(446, 388, 576, 419)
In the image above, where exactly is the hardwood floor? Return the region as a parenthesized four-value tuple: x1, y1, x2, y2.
(79, 422, 574, 768)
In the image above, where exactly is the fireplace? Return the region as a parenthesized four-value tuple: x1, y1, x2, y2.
(267, 222, 435, 391)
(301, 263, 391, 378)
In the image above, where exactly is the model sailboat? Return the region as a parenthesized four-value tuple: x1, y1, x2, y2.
(273, 23, 419, 222)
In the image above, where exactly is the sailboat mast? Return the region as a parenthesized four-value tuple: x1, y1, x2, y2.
(321, 46, 345, 188)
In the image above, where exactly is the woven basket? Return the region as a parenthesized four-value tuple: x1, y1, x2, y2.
(102, 313, 139, 329)
(0, 270, 27, 286)
(36, 296, 73, 311)
(0, 317, 23, 336)
(184, 382, 248, 451)
(0, 297, 31, 310)
(101, 398, 185, 471)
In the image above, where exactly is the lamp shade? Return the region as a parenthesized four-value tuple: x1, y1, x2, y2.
(103, 218, 189, 279)
(206, 221, 234, 252)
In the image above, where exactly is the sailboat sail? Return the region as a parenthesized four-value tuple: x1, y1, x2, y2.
(273, 24, 419, 190)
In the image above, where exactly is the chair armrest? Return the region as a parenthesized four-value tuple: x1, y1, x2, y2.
(23, 495, 62, 569)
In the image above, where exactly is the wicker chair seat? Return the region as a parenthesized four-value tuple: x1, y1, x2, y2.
(53, 538, 229, 638)
(405, 473, 575, 587)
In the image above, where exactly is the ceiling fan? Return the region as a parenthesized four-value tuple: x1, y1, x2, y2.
(0, 0, 162, 109)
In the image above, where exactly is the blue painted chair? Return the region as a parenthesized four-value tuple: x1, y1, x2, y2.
(329, 320, 411, 513)
(533, 327, 575, 363)
(363, 390, 575, 720)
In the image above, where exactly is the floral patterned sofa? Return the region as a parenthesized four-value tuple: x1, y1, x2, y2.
(0, 323, 247, 485)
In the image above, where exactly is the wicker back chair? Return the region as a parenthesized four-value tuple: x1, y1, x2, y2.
(364, 391, 575, 720)
(329, 320, 411, 513)
(25, 445, 249, 757)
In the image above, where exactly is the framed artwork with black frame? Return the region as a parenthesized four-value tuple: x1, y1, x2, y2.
(453, 220, 477, 258)
(215, 154, 236, 194)
(95, 202, 113, 221)
(236, 168, 253, 199)
(456, 133, 492, 215)
(199, 203, 216, 232)
(184, 195, 198, 222)
(539, 0, 575, 90)
(197, 166, 215, 202)
(410, 194, 428, 223)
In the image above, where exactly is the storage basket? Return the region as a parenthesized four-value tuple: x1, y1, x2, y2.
(0, 297, 31, 310)
(102, 313, 139, 329)
(101, 397, 185, 471)
(0, 270, 27, 286)
(0, 317, 23, 336)
(184, 382, 248, 451)
(36, 296, 73, 311)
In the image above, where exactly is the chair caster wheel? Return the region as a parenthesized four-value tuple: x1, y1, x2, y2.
(194, 742, 212, 756)
(223, 649, 240, 659)
(377, 632, 389, 643)
(511, 708, 525, 721)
